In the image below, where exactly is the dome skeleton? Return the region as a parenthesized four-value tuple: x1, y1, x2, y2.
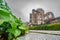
(29, 8, 57, 25)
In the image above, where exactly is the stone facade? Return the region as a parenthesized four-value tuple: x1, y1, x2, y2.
(29, 8, 57, 25)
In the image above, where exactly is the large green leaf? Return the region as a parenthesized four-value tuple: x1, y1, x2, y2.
(0, 0, 29, 40)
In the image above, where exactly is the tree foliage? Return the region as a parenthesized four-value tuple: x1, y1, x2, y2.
(0, 0, 29, 40)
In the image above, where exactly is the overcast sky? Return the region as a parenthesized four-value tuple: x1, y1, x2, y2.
(5, 0, 60, 22)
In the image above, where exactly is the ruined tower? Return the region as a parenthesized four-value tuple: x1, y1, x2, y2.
(29, 8, 56, 25)
(30, 8, 45, 25)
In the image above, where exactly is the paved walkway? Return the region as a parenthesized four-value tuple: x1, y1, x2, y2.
(18, 30, 60, 40)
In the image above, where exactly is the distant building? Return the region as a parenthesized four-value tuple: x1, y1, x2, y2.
(30, 8, 45, 25)
(55, 17, 60, 22)
(29, 8, 58, 26)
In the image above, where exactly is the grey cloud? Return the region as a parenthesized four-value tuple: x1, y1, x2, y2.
(5, 0, 60, 22)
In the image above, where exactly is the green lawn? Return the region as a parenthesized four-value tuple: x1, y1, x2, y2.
(29, 23, 60, 30)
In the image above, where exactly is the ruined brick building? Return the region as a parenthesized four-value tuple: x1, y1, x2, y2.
(29, 8, 58, 25)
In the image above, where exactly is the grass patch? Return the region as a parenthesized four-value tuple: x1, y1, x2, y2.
(29, 23, 60, 30)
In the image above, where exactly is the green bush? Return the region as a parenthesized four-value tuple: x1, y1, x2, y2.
(29, 23, 60, 30)
(0, 0, 29, 40)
